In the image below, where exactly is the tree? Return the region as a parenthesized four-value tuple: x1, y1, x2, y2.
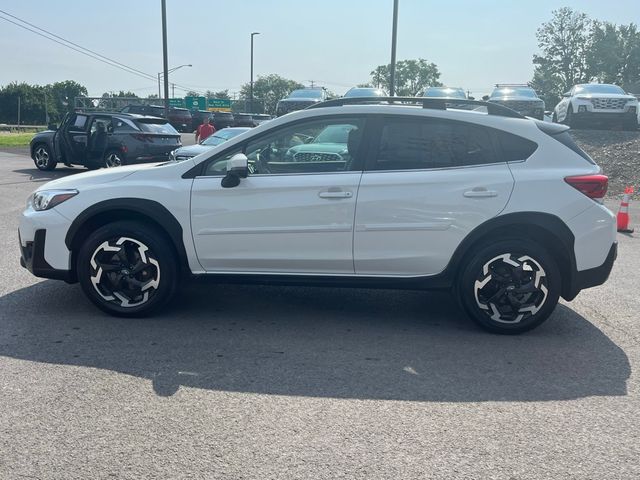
(49, 80, 88, 116)
(239, 74, 304, 114)
(369, 59, 442, 96)
(205, 89, 230, 100)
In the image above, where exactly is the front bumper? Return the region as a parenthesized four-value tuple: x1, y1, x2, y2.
(573, 110, 637, 123)
(19, 229, 75, 282)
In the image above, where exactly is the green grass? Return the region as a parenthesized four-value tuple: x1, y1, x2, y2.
(0, 133, 34, 147)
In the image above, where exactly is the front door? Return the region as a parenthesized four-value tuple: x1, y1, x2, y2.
(54, 113, 89, 165)
(354, 116, 514, 276)
(190, 115, 367, 274)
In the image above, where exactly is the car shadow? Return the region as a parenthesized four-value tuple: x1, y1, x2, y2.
(0, 279, 630, 401)
(12, 167, 83, 182)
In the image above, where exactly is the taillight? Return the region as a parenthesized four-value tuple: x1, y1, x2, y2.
(564, 174, 608, 200)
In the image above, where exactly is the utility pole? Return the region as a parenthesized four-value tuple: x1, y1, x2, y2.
(172, 83, 175, 98)
(389, 0, 399, 96)
(161, 0, 170, 117)
(17, 96, 21, 125)
(250, 32, 260, 114)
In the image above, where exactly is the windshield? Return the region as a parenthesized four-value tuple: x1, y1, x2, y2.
(344, 88, 386, 98)
(491, 87, 538, 98)
(574, 84, 626, 95)
(288, 89, 324, 99)
(136, 120, 178, 134)
(201, 128, 250, 145)
(423, 87, 466, 99)
(314, 124, 356, 144)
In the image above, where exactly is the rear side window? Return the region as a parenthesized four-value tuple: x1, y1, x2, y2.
(496, 131, 538, 161)
(136, 120, 178, 134)
(372, 118, 496, 170)
(551, 131, 596, 165)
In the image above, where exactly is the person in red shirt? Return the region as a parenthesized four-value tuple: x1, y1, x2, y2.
(195, 117, 216, 143)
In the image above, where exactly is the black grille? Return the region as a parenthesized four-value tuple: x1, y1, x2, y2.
(293, 152, 342, 162)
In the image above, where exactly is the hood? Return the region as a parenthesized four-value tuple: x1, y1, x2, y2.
(31, 130, 55, 142)
(491, 96, 543, 103)
(173, 144, 213, 157)
(36, 163, 160, 192)
(280, 97, 322, 104)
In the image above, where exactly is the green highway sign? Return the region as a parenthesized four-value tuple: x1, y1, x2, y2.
(168, 98, 185, 108)
(185, 96, 206, 110)
(208, 98, 232, 112)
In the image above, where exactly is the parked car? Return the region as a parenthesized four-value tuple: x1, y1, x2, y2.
(343, 87, 386, 98)
(120, 104, 193, 132)
(275, 88, 329, 116)
(19, 97, 616, 334)
(251, 114, 272, 126)
(169, 127, 252, 162)
(552, 84, 639, 130)
(190, 110, 213, 132)
(29, 112, 181, 171)
(210, 111, 235, 130)
(284, 123, 357, 170)
(423, 87, 467, 99)
(233, 113, 255, 127)
(488, 85, 545, 120)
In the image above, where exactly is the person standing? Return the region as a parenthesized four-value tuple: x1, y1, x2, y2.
(195, 117, 216, 143)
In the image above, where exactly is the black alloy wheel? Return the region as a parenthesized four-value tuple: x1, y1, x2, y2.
(77, 221, 178, 316)
(458, 239, 560, 334)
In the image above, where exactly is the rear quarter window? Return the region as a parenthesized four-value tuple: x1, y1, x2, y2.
(496, 130, 538, 161)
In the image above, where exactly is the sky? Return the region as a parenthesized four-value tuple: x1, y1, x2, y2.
(0, 0, 638, 99)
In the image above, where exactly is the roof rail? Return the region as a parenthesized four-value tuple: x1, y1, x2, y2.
(494, 83, 532, 88)
(306, 96, 525, 119)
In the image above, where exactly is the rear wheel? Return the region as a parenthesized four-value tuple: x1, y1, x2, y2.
(457, 239, 561, 334)
(77, 221, 178, 317)
(33, 144, 57, 171)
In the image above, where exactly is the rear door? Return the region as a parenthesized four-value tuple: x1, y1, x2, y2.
(353, 115, 514, 276)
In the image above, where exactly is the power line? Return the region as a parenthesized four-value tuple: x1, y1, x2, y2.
(0, 9, 202, 95)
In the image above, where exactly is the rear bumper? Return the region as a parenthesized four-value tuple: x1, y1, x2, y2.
(564, 242, 617, 301)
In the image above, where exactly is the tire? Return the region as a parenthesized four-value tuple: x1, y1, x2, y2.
(104, 150, 125, 168)
(457, 239, 561, 334)
(552, 111, 558, 123)
(32, 143, 57, 171)
(76, 221, 178, 317)
(565, 105, 576, 128)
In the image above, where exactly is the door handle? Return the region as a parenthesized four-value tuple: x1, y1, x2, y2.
(319, 190, 353, 199)
(464, 188, 498, 198)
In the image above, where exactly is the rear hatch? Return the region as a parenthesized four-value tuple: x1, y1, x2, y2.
(133, 118, 182, 158)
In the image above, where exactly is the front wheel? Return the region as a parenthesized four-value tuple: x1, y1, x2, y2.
(33, 144, 57, 171)
(77, 221, 178, 317)
(457, 239, 561, 334)
(552, 111, 558, 123)
(565, 105, 577, 128)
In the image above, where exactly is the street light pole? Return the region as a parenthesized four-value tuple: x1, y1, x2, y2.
(250, 32, 260, 113)
(161, 0, 170, 117)
(389, 0, 399, 96)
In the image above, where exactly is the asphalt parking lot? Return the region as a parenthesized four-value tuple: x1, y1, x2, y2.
(1, 148, 639, 479)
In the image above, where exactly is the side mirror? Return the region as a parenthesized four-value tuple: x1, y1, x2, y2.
(221, 153, 249, 188)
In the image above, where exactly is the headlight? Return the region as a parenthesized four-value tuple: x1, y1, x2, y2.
(29, 189, 78, 211)
(169, 150, 176, 161)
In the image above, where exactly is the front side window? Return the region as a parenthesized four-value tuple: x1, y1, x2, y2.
(69, 114, 88, 131)
(244, 117, 365, 174)
(372, 118, 496, 170)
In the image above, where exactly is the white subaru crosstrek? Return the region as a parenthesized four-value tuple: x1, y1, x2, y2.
(19, 98, 617, 334)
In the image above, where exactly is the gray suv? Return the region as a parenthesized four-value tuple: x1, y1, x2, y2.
(30, 112, 181, 171)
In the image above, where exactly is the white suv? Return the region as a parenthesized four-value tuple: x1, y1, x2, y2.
(553, 83, 638, 130)
(19, 98, 617, 334)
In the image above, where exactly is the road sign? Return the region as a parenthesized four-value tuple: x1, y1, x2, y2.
(168, 98, 185, 108)
(208, 98, 232, 112)
(185, 96, 206, 110)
